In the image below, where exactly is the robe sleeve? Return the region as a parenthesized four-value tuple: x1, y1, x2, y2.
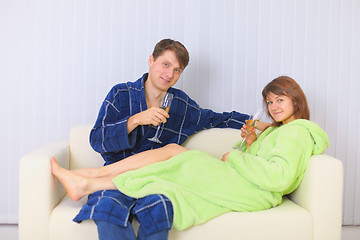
(195, 108, 249, 131)
(89, 85, 137, 154)
(227, 125, 312, 193)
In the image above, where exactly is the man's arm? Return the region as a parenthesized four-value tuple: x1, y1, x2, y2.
(195, 105, 270, 132)
(196, 108, 250, 131)
(90, 84, 171, 155)
(90, 85, 137, 154)
(127, 107, 169, 134)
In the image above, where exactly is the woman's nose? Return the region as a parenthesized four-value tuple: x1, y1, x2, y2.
(271, 103, 278, 110)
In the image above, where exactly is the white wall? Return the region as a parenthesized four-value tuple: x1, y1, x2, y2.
(1, 0, 359, 225)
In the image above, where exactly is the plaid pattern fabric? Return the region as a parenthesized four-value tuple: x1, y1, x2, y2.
(73, 190, 173, 235)
(74, 73, 249, 234)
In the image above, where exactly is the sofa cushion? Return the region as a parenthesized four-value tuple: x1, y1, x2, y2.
(49, 195, 312, 240)
(169, 197, 313, 240)
(62, 126, 313, 239)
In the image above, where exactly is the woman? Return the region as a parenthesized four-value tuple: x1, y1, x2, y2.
(52, 76, 329, 232)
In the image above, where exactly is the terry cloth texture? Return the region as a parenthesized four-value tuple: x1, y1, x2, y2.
(112, 119, 329, 231)
(74, 73, 249, 234)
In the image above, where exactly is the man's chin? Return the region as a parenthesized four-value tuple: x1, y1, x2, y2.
(159, 82, 174, 90)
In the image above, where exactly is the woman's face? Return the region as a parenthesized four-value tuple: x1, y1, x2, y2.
(266, 92, 296, 125)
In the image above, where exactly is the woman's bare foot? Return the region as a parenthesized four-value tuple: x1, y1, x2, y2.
(71, 167, 102, 178)
(50, 157, 89, 201)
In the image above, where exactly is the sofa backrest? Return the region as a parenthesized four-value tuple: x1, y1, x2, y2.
(182, 128, 242, 158)
(69, 125, 243, 169)
(69, 125, 103, 169)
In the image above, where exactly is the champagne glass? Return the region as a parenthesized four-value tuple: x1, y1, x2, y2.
(236, 107, 264, 151)
(148, 92, 174, 143)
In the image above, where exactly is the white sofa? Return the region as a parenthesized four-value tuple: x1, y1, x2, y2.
(19, 125, 343, 240)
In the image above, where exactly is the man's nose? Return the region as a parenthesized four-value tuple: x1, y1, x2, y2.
(166, 68, 174, 79)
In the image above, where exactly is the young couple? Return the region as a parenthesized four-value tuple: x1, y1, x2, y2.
(52, 39, 329, 240)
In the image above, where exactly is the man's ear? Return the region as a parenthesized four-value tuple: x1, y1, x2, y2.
(148, 55, 154, 66)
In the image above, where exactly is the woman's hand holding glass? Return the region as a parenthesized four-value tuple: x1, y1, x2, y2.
(235, 107, 264, 151)
(240, 121, 258, 148)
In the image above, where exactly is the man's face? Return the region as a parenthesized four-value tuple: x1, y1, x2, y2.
(147, 50, 183, 91)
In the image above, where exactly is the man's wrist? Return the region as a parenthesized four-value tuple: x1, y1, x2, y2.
(127, 116, 138, 134)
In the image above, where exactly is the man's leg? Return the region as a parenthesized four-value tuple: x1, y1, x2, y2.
(94, 220, 136, 240)
(133, 194, 173, 240)
(137, 225, 169, 240)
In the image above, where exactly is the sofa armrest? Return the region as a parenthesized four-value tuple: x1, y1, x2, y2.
(19, 141, 70, 240)
(289, 154, 343, 240)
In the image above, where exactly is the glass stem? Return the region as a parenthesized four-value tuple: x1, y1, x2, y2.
(153, 124, 161, 138)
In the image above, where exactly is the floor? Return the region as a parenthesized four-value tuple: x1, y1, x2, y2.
(0, 225, 18, 240)
(1, 224, 359, 239)
(342, 226, 360, 240)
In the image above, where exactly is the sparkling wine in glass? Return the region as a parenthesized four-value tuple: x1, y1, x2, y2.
(236, 107, 264, 151)
(148, 92, 174, 143)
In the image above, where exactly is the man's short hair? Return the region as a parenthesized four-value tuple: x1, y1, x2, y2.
(152, 39, 190, 70)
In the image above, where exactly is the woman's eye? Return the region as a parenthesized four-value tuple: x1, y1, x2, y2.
(164, 63, 169, 67)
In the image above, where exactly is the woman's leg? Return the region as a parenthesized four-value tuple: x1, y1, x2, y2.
(72, 144, 188, 178)
(51, 157, 116, 201)
(51, 144, 189, 201)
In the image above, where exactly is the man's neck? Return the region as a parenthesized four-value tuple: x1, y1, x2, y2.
(144, 80, 166, 108)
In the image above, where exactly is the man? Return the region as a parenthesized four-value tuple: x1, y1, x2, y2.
(73, 39, 249, 240)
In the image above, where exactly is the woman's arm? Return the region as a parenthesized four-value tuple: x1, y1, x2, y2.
(228, 125, 311, 193)
(240, 120, 258, 149)
(255, 121, 271, 131)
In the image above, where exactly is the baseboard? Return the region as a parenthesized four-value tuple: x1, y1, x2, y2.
(0, 215, 18, 224)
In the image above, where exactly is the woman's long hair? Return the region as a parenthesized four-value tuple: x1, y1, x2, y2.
(262, 76, 310, 126)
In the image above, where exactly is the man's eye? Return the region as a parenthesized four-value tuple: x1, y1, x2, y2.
(175, 69, 181, 73)
(267, 101, 272, 105)
(164, 63, 169, 67)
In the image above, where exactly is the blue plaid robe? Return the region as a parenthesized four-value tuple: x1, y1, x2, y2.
(73, 73, 249, 234)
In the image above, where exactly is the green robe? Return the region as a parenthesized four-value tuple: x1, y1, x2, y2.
(112, 119, 329, 230)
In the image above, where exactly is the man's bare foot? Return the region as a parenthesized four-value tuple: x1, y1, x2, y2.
(50, 157, 88, 201)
